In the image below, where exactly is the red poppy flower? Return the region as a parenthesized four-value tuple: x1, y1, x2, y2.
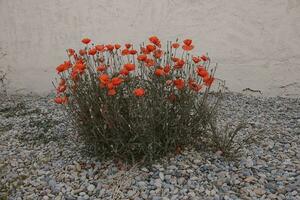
(107, 82, 114, 90)
(141, 47, 149, 54)
(164, 64, 171, 74)
(137, 54, 147, 61)
(81, 38, 91, 44)
(71, 69, 79, 80)
(124, 63, 135, 71)
(75, 63, 86, 71)
(145, 58, 155, 67)
(57, 84, 67, 93)
(192, 56, 200, 63)
(79, 49, 87, 56)
(203, 76, 215, 86)
(56, 64, 68, 73)
(183, 39, 192, 46)
(174, 59, 185, 69)
(121, 49, 129, 56)
(88, 48, 97, 55)
(129, 49, 137, 55)
(68, 48, 75, 56)
(149, 36, 161, 47)
(189, 79, 202, 92)
(119, 68, 129, 76)
(54, 96, 68, 104)
(146, 44, 156, 52)
(111, 77, 123, 86)
(114, 44, 121, 49)
(95, 45, 105, 52)
(108, 89, 117, 96)
(196, 67, 208, 77)
(106, 44, 114, 51)
(199, 71, 209, 78)
(64, 61, 72, 69)
(153, 49, 163, 59)
(182, 45, 194, 51)
(99, 74, 110, 85)
(201, 55, 209, 61)
(172, 43, 180, 49)
(96, 65, 106, 72)
(133, 88, 145, 97)
(125, 43, 132, 49)
(174, 78, 185, 90)
(155, 68, 165, 76)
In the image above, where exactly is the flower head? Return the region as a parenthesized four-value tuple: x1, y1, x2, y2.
(124, 63, 135, 71)
(201, 55, 209, 61)
(119, 68, 129, 76)
(183, 39, 192, 46)
(133, 88, 145, 97)
(146, 44, 156, 52)
(99, 74, 110, 85)
(114, 44, 121, 49)
(95, 45, 105, 52)
(172, 43, 180, 49)
(174, 78, 185, 90)
(88, 48, 97, 55)
(81, 38, 91, 44)
(106, 44, 114, 51)
(196, 67, 208, 78)
(125, 43, 132, 49)
(149, 36, 161, 47)
(68, 48, 75, 56)
(96, 65, 106, 72)
(155, 68, 165, 76)
(54, 96, 68, 104)
(112, 77, 123, 86)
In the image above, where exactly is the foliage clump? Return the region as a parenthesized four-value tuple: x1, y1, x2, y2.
(54, 36, 226, 164)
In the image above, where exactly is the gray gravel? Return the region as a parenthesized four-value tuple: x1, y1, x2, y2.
(0, 92, 299, 200)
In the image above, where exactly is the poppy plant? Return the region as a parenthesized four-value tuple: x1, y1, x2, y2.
(53, 36, 221, 164)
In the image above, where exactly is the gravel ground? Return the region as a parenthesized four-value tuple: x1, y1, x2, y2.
(0, 92, 299, 200)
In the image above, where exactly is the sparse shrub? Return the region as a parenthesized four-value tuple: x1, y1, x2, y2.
(53, 36, 225, 164)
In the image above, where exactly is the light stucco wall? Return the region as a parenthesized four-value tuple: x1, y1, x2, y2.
(0, 0, 300, 96)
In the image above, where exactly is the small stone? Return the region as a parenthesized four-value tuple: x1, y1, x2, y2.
(74, 162, 81, 172)
(267, 194, 277, 199)
(79, 192, 86, 196)
(159, 172, 164, 181)
(253, 188, 266, 196)
(244, 176, 257, 183)
(205, 189, 211, 195)
(154, 179, 162, 188)
(245, 157, 254, 168)
(193, 159, 201, 165)
(87, 184, 95, 192)
(43, 196, 49, 200)
(127, 190, 136, 197)
(141, 167, 149, 172)
(177, 177, 185, 185)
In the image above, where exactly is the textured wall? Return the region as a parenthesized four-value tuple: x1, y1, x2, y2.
(0, 0, 300, 96)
